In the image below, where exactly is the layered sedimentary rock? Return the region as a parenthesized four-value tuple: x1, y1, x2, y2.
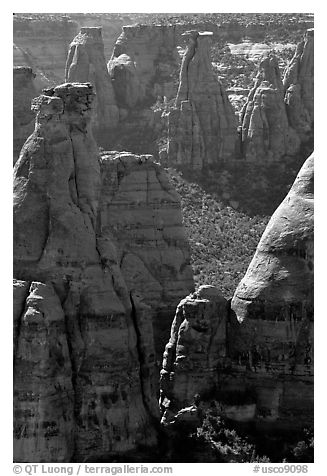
(13, 66, 52, 164)
(283, 28, 314, 143)
(228, 154, 314, 428)
(13, 15, 78, 82)
(240, 53, 300, 162)
(108, 24, 180, 108)
(99, 151, 194, 356)
(13, 83, 159, 462)
(65, 27, 119, 146)
(160, 286, 227, 421)
(160, 155, 313, 429)
(13, 67, 37, 163)
(167, 31, 238, 169)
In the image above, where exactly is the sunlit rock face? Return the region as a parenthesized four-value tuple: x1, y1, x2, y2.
(240, 53, 300, 162)
(160, 155, 313, 430)
(13, 83, 159, 462)
(167, 31, 238, 169)
(108, 24, 180, 109)
(65, 27, 119, 147)
(98, 151, 194, 358)
(160, 285, 228, 422)
(283, 28, 314, 144)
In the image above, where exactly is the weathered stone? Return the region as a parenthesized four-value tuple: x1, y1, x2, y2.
(160, 156, 313, 430)
(65, 27, 119, 146)
(160, 285, 227, 421)
(108, 24, 180, 108)
(13, 15, 78, 82)
(13, 83, 158, 462)
(13, 67, 42, 164)
(13, 281, 74, 462)
(283, 29, 314, 143)
(240, 53, 300, 162)
(167, 31, 238, 169)
(98, 151, 194, 357)
(228, 154, 314, 428)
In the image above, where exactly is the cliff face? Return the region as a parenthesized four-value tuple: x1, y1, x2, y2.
(98, 151, 194, 356)
(160, 286, 227, 421)
(13, 15, 78, 82)
(167, 31, 238, 169)
(13, 83, 159, 462)
(240, 54, 300, 162)
(283, 28, 314, 143)
(65, 27, 119, 146)
(228, 154, 313, 428)
(13, 67, 38, 163)
(160, 155, 313, 429)
(108, 24, 180, 108)
(240, 28, 313, 163)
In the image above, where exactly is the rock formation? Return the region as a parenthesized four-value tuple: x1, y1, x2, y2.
(13, 15, 78, 82)
(13, 67, 37, 163)
(65, 27, 119, 147)
(160, 286, 227, 422)
(231, 152, 313, 324)
(13, 66, 52, 164)
(283, 28, 314, 144)
(167, 31, 238, 169)
(240, 53, 300, 162)
(13, 83, 159, 462)
(228, 153, 313, 428)
(108, 24, 180, 109)
(98, 151, 194, 356)
(160, 154, 313, 429)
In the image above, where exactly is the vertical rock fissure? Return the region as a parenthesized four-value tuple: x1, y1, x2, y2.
(129, 293, 149, 412)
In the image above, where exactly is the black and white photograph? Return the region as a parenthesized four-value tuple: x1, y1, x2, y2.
(9, 1, 319, 472)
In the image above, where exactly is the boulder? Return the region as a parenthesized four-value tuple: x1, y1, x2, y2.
(167, 31, 238, 169)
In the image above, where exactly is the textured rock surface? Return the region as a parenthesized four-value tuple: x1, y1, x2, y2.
(99, 151, 194, 356)
(13, 15, 78, 82)
(167, 31, 238, 169)
(160, 286, 227, 421)
(14, 281, 74, 462)
(13, 66, 49, 164)
(13, 83, 158, 462)
(108, 24, 180, 108)
(228, 154, 314, 428)
(160, 155, 313, 429)
(240, 53, 300, 162)
(231, 153, 313, 322)
(65, 27, 119, 145)
(283, 29, 314, 143)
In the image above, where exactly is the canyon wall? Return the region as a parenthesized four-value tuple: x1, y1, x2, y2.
(65, 27, 119, 146)
(283, 28, 314, 143)
(240, 53, 300, 162)
(167, 31, 238, 169)
(240, 28, 313, 163)
(160, 154, 313, 429)
(13, 83, 159, 462)
(98, 151, 194, 356)
(13, 67, 38, 163)
(108, 24, 180, 109)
